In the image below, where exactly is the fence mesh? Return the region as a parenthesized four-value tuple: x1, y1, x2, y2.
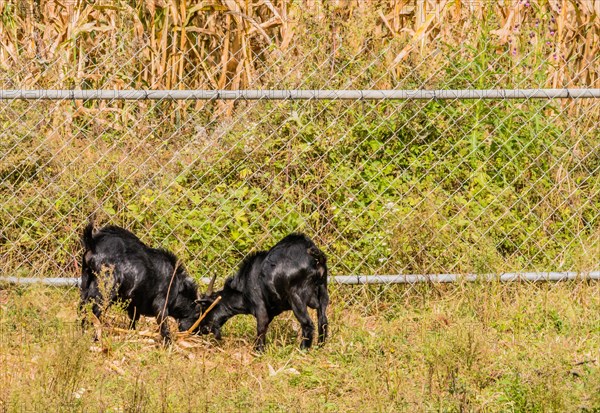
(1, 1, 599, 288)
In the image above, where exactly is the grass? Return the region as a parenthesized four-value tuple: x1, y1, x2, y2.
(1, 281, 599, 412)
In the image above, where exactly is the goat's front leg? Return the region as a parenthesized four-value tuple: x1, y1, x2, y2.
(153, 302, 171, 344)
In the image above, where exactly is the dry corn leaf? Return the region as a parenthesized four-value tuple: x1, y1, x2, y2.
(392, 12, 436, 64)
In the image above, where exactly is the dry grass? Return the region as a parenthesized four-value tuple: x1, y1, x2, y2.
(1, 281, 599, 411)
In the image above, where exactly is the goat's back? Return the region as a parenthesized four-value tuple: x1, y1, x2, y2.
(262, 233, 327, 283)
(80, 225, 170, 300)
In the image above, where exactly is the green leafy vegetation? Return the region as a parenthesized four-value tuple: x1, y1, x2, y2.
(1, 1, 598, 278)
(1, 96, 598, 279)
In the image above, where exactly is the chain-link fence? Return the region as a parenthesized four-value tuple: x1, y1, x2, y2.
(1, 1, 599, 287)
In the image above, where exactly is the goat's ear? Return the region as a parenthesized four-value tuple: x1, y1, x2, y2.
(83, 250, 93, 264)
(226, 276, 244, 292)
(179, 277, 196, 292)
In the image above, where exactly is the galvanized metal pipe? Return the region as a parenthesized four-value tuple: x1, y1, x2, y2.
(1, 89, 600, 100)
(332, 271, 600, 284)
(2, 272, 599, 287)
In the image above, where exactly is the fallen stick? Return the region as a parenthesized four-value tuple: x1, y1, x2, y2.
(177, 295, 222, 339)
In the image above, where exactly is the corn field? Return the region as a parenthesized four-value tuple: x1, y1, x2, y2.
(1, 0, 599, 284)
(1, 0, 599, 89)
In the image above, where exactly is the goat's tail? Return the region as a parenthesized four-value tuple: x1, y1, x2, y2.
(80, 220, 98, 291)
(308, 246, 328, 283)
(82, 222, 96, 252)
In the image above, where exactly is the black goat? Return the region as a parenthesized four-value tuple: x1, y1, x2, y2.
(197, 233, 329, 351)
(79, 224, 201, 342)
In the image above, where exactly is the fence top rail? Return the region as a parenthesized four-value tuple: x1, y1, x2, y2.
(1, 89, 600, 100)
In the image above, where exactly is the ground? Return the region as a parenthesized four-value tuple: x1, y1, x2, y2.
(1, 281, 599, 412)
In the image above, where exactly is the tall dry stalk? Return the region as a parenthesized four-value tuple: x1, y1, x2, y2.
(0, 0, 598, 92)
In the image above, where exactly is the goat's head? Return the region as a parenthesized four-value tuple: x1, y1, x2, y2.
(173, 270, 203, 333)
(195, 274, 221, 336)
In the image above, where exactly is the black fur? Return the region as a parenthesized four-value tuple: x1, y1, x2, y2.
(79, 224, 201, 342)
(198, 233, 329, 351)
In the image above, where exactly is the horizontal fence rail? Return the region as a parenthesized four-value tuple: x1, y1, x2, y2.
(1, 89, 600, 100)
(2, 272, 600, 287)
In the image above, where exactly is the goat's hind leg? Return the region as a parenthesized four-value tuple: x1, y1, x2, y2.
(316, 284, 329, 345)
(290, 295, 315, 350)
(254, 306, 272, 352)
(307, 285, 329, 346)
(79, 297, 103, 341)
